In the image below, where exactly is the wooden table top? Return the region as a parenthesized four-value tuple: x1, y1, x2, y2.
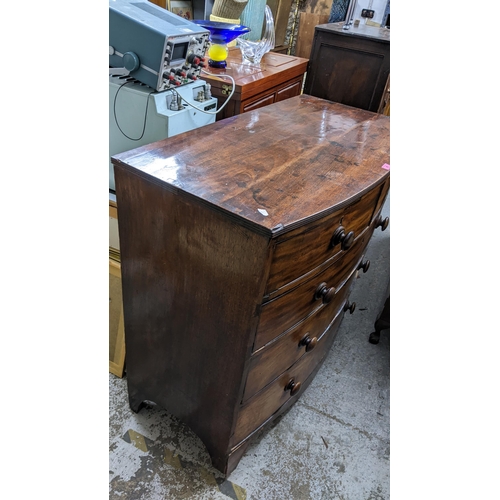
(112, 95, 390, 237)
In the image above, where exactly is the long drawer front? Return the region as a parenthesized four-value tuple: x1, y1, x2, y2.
(243, 270, 358, 402)
(231, 306, 346, 447)
(265, 183, 384, 298)
(254, 230, 371, 351)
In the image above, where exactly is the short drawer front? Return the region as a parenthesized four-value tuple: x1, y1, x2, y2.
(232, 308, 345, 447)
(265, 185, 383, 297)
(242, 94, 276, 113)
(243, 271, 357, 402)
(275, 78, 303, 102)
(255, 231, 370, 351)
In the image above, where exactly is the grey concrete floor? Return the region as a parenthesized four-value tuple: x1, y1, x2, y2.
(109, 194, 390, 500)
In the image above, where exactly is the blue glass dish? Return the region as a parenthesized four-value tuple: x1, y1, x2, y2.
(192, 20, 251, 44)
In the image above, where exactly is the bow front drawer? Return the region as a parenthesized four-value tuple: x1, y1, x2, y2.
(232, 307, 346, 447)
(265, 185, 384, 299)
(255, 231, 371, 351)
(243, 271, 358, 402)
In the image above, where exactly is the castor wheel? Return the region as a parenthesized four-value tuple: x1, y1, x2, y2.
(369, 331, 381, 345)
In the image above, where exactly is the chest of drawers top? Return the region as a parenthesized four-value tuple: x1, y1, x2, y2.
(112, 95, 390, 237)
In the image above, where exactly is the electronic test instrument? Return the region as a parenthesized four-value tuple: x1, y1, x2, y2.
(109, 0, 224, 191)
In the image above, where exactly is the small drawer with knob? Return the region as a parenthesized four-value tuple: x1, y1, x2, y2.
(264, 184, 384, 299)
(243, 272, 358, 402)
(255, 233, 371, 350)
(232, 304, 347, 447)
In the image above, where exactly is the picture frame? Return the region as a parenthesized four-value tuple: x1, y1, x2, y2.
(168, 0, 194, 20)
(109, 258, 126, 378)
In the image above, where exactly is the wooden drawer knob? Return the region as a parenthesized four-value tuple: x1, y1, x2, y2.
(375, 215, 390, 231)
(330, 226, 355, 250)
(344, 301, 356, 314)
(358, 260, 370, 273)
(285, 378, 302, 396)
(315, 282, 336, 304)
(299, 334, 318, 352)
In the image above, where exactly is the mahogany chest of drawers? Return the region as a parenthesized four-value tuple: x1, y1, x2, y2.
(112, 95, 390, 475)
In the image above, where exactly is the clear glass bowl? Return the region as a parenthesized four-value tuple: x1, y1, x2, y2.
(237, 5, 275, 65)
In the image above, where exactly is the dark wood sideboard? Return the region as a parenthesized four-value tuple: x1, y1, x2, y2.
(201, 47, 309, 120)
(303, 22, 390, 113)
(111, 95, 390, 476)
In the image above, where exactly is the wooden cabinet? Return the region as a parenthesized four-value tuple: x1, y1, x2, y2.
(201, 47, 309, 120)
(304, 22, 390, 113)
(111, 95, 390, 476)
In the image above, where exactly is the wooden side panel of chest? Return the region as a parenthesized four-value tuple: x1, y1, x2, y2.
(114, 167, 273, 470)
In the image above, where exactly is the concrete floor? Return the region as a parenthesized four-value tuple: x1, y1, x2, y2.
(109, 194, 390, 500)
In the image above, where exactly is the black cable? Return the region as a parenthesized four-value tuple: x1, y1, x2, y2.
(113, 79, 155, 141)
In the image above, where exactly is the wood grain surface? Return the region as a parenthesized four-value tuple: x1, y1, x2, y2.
(243, 271, 358, 401)
(254, 229, 370, 350)
(232, 307, 345, 446)
(112, 95, 390, 238)
(265, 183, 383, 296)
(112, 94, 390, 475)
